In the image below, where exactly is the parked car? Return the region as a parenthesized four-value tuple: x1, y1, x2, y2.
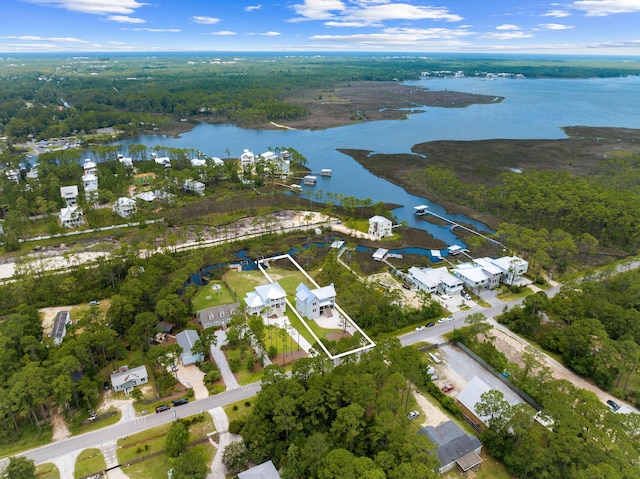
(437, 318, 447, 324)
(172, 398, 189, 407)
(103, 381, 110, 390)
(402, 283, 412, 290)
(415, 325, 425, 331)
(461, 292, 472, 300)
(155, 404, 171, 413)
(426, 322, 436, 328)
(607, 399, 621, 412)
(89, 300, 100, 306)
(407, 410, 419, 420)
(441, 383, 454, 393)
(446, 315, 455, 321)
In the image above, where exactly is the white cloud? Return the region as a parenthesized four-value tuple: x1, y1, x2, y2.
(542, 9, 571, 17)
(24, 0, 147, 15)
(480, 31, 534, 40)
(261, 31, 281, 36)
(123, 28, 181, 32)
(571, 0, 640, 16)
(193, 16, 220, 25)
(245, 4, 262, 12)
(495, 24, 521, 30)
(1, 35, 88, 43)
(107, 15, 146, 23)
(310, 26, 475, 46)
(291, 0, 462, 25)
(210, 31, 236, 36)
(324, 21, 372, 27)
(538, 23, 574, 30)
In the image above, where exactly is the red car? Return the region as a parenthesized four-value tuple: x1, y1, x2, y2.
(441, 384, 454, 393)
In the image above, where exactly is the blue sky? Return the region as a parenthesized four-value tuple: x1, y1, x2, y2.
(2, 0, 640, 55)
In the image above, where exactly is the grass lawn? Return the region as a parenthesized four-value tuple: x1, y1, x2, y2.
(118, 414, 215, 479)
(223, 269, 267, 299)
(69, 408, 121, 435)
(0, 424, 52, 458)
(442, 450, 514, 479)
(35, 463, 59, 479)
(496, 287, 533, 302)
(191, 281, 236, 312)
(117, 423, 172, 464)
(224, 399, 255, 423)
(74, 448, 107, 479)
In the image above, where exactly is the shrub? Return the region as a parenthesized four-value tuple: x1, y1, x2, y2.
(208, 384, 225, 395)
(268, 345, 278, 359)
(245, 355, 255, 372)
(228, 419, 245, 434)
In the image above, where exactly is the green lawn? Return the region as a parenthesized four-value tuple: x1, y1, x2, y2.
(74, 448, 107, 479)
(224, 399, 255, 423)
(191, 281, 236, 312)
(69, 408, 121, 436)
(0, 424, 52, 458)
(118, 414, 215, 479)
(35, 463, 59, 479)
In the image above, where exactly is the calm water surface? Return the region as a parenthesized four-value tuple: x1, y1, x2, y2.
(115, 76, 640, 246)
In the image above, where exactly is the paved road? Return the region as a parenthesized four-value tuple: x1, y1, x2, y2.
(20, 383, 260, 465)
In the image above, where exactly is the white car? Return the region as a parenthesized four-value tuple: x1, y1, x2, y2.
(415, 325, 425, 331)
(407, 410, 419, 420)
(446, 315, 455, 321)
(437, 318, 447, 324)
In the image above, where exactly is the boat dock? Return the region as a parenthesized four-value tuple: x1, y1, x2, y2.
(414, 204, 505, 248)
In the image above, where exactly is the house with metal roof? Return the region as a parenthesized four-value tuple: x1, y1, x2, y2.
(198, 302, 240, 328)
(238, 460, 281, 479)
(113, 197, 137, 218)
(60, 185, 79, 207)
(59, 205, 84, 228)
(409, 266, 464, 295)
(295, 283, 336, 320)
(50, 310, 71, 345)
(176, 330, 204, 365)
(244, 282, 287, 317)
(419, 421, 482, 474)
(110, 365, 149, 393)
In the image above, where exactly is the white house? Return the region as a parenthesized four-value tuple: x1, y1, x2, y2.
(82, 159, 97, 175)
(5, 168, 20, 184)
(110, 365, 149, 393)
(190, 158, 207, 167)
(259, 151, 278, 163)
(245, 282, 287, 316)
(409, 266, 464, 295)
(295, 283, 336, 320)
(82, 173, 99, 202)
(183, 179, 205, 195)
(154, 156, 171, 168)
(210, 157, 224, 166)
(60, 185, 79, 207)
(368, 215, 393, 239)
(117, 154, 134, 168)
(113, 197, 137, 218)
(240, 149, 255, 168)
(452, 259, 502, 291)
(489, 256, 529, 285)
(59, 206, 84, 228)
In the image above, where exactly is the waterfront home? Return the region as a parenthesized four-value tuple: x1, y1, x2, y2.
(302, 175, 317, 185)
(368, 215, 393, 239)
(82, 159, 97, 175)
(245, 282, 287, 316)
(372, 248, 389, 261)
(113, 197, 137, 218)
(110, 365, 149, 393)
(241, 149, 255, 168)
(82, 173, 99, 202)
(60, 185, 79, 207)
(295, 283, 336, 320)
(408, 266, 464, 295)
(59, 206, 84, 228)
(117, 154, 134, 168)
(489, 256, 529, 285)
